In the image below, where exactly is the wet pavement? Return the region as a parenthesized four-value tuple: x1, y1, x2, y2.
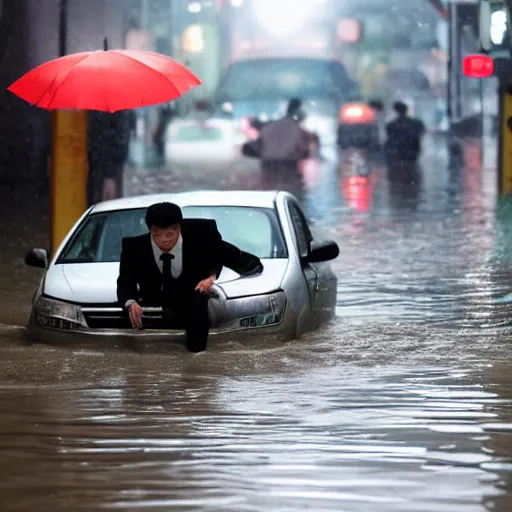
(2, 134, 512, 511)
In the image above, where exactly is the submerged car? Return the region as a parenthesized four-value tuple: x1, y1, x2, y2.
(24, 191, 339, 345)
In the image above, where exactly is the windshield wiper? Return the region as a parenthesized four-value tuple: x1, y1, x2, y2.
(57, 258, 95, 264)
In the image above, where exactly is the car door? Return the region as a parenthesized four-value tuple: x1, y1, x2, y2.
(308, 224, 338, 325)
(288, 201, 338, 326)
(287, 200, 318, 322)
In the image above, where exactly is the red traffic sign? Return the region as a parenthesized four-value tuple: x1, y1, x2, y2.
(463, 54, 494, 78)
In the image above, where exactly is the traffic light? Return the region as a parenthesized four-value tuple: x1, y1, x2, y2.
(479, 0, 512, 56)
(463, 54, 495, 77)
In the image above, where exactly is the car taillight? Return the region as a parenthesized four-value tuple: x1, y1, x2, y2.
(339, 103, 376, 124)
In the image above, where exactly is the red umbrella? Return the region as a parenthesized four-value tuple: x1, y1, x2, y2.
(7, 49, 201, 112)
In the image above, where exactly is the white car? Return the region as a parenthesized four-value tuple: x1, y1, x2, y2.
(24, 191, 339, 346)
(164, 117, 242, 167)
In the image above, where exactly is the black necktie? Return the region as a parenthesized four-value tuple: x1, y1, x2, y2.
(160, 253, 174, 278)
(160, 253, 174, 305)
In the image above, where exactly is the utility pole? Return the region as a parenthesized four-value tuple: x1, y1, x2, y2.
(169, 0, 174, 56)
(59, 0, 68, 56)
(50, 0, 88, 257)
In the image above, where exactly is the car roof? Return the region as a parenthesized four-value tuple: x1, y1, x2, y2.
(230, 55, 341, 65)
(90, 190, 281, 213)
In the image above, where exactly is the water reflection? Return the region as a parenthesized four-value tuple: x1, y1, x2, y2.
(0, 350, 510, 511)
(387, 162, 423, 213)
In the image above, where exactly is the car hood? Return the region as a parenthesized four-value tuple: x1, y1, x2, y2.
(43, 259, 289, 304)
(215, 259, 288, 298)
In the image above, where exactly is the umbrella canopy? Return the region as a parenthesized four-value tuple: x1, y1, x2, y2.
(7, 49, 201, 112)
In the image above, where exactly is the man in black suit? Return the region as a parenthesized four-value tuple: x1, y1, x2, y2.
(117, 202, 263, 352)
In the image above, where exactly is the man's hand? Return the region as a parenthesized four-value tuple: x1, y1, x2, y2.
(128, 302, 143, 329)
(195, 275, 216, 294)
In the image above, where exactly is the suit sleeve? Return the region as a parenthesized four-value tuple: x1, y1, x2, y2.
(117, 238, 139, 307)
(222, 241, 264, 276)
(207, 220, 224, 279)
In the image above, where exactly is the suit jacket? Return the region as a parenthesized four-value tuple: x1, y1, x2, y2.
(117, 218, 263, 308)
(259, 116, 310, 162)
(385, 116, 425, 161)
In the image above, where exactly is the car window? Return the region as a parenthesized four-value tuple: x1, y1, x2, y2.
(329, 62, 362, 100)
(96, 209, 148, 262)
(61, 214, 106, 262)
(288, 202, 313, 259)
(57, 205, 287, 263)
(215, 59, 348, 103)
(183, 206, 286, 259)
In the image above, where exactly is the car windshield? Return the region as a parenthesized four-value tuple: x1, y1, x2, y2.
(57, 206, 288, 263)
(215, 59, 354, 103)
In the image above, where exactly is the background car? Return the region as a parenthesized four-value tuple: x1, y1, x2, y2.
(163, 114, 240, 167)
(24, 191, 339, 346)
(337, 102, 382, 151)
(165, 56, 379, 165)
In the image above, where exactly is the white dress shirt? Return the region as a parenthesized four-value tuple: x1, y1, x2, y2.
(151, 234, 183, 278)
(125, 234, 183, 309)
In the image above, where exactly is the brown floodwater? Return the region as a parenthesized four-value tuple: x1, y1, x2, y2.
(1, 136, 512, 511)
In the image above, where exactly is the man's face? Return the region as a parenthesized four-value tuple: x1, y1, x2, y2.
(150, 224, 180, 252)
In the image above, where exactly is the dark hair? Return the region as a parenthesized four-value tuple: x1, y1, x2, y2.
(287, 97, 302, 117)
(145, 202, 183, 229)
(393, 101, 408, 116)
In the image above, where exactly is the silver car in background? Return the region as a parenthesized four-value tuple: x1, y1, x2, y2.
(24, 191, 339, 346)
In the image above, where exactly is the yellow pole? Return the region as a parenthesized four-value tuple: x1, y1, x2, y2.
(499, 89, 512, 197)
(50, 109, 88, 257)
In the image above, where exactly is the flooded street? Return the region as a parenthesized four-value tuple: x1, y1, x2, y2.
(2, 136, 512, 511)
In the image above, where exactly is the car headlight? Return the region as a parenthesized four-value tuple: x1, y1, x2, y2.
(222, 291, 287, 329)
(35, 296, 87, 330)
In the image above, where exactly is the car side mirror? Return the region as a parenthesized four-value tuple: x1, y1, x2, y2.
(307, 239, 339, 263)
(25, 248, 49, 269)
